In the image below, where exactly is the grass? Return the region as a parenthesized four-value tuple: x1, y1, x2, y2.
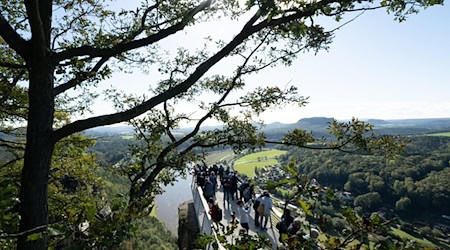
(235, 149, 287, 163)
(204, 150, 235, 165)
(426, 132, 450, 137)
(233, 149, 287, 178)
(391, 227, 436, 248)
(121, 135, 134, 140)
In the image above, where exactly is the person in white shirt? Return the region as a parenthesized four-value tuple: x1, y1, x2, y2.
(236, 200, 251, 233)
(258, 190, 272, 229)
(253, 192, 263, 227)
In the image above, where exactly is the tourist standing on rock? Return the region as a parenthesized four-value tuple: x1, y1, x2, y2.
(258, 190, 272, 230)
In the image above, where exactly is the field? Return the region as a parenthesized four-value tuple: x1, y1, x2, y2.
(426, 132, 450, 137)
(390, 227, 437, 248)
(233, 149, 287, 178)
(204, 150, 235, 165)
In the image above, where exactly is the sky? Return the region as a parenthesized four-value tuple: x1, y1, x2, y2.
(93, 2, 450, 125)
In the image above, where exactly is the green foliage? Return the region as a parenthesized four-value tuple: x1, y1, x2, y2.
(353, 192, 382, 212)
(120, 217, 177, 250)
(198, 223, 271, 250)
(287, 136, 450, 216)
(1, 0, 444, 248)
(395, 197, 411, 211)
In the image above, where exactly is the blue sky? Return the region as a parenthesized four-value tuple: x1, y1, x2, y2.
(95, 2, 450, 124)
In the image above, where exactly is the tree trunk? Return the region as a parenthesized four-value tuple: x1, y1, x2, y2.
(17, 53, 54, 249)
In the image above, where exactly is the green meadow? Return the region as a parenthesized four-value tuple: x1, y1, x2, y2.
(204, 150, 235, 165)
(426, 132, 450, 137)
(233, 149, 287, 178)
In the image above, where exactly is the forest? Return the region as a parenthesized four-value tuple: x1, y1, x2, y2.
(283, 135, 450, 218)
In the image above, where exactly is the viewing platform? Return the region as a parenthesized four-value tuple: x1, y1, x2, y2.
(191, 176, 282, 249)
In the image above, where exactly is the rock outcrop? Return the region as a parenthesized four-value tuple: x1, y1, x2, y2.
(177, 200, 199, 250)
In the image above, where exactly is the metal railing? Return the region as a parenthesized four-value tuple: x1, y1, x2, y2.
(190, 173, 282, 250)
(191, 177, 226, 250)
(191, 182, 213, 235)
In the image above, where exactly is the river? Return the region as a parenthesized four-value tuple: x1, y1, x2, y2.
(155, 174, 193, 234)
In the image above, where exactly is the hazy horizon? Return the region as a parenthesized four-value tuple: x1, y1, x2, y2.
(80, 2, 449, 126)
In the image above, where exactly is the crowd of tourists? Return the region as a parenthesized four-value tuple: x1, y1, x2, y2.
(192, 162, 319, 248)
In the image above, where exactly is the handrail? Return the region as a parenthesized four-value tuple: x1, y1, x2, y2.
(191, 177, 226, 250)
(191, 163, 282, 250)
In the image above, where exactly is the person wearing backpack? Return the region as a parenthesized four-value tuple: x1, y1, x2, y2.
(258, 191, 272, 230)
(208, 198, 223, 227)
(253, 192, 263, 227)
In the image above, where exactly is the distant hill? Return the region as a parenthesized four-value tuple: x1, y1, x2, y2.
(85, 125, 134, 136)
(82, 117, 450, 138)
(367, 118, 450, 135)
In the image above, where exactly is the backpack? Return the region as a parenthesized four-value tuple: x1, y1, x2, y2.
(258, 203, 266, 215)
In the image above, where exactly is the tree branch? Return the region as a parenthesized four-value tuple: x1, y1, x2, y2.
(52, 10, 262, 142)
(24, 0, 47, 50)
(0, 61, 27, 69)
(0, 221, 62, 239)
(53, 0, 350, 142)
(0, 14, 30, 59)
(163, 101, 177, 143)
(0, 156, 24, 169)
(54, 0, 214, 62)
(131, 33, 271, 199)
(53, 56, 110, 96)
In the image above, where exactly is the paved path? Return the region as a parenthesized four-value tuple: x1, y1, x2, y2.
(211, 183, 281, 249)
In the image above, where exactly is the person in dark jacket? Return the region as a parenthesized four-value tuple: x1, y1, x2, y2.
(277, 209, 294, 241)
